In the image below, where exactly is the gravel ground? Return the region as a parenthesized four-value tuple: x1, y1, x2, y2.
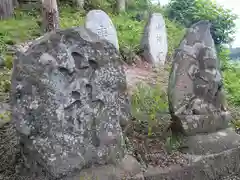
(221, 174, 240, 180)
(125, 118, 189, 169)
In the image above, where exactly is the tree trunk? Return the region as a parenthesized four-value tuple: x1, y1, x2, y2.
(41, 0, 60, 32)
(12, 0, 19, 8)
(0, 0, 14, 20)
(13, 0, 19, 7)
(75, 0, 84, 9)
(116, 0, 125, 13)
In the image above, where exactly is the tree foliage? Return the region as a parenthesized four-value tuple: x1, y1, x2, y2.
(126, 0, 151, 11)
(166, 0, 237, 45)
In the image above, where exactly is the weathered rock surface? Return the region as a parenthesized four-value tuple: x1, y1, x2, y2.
(11, 26, 130, 179)
(168, 20, 231, 135)
(66, 155, 143, 180)
(164, 20, 240, 180)
(143, 145, 240, 180)
(222, 174, 240, 180)
(140, 13, 168, 66)
(85, 10, 119, 50)
(0, 121, 18, 174)
(181, 128, 240, 155)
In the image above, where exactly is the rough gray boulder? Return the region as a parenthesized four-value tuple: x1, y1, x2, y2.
(11, 26, 130, 179)
(85, 10, 119, 50)
(140, 13, 168, 66)
(168, 20, 231, 135)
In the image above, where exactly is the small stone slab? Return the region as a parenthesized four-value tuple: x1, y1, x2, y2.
(181, 128, 240, 155)
(140, 13, 168, 66)
(85, 9, 119, 50)
(174, 113, 231, 136)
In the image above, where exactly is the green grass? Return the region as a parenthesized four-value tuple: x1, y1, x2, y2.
(219, 47, 240, 107)
(0, 11, 40, 55)
(131, 83, 170, 137)
(224, 64, 240, 106)
(218, 47, 240, 126)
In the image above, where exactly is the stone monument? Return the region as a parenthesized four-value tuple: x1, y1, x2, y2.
(10, 27, 133, 179)
(140, 13, 168, 66)
(85, 10, 119, 50)
(166, 20, 240, 179)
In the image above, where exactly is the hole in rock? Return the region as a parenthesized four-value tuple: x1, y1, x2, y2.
(71, 52, 87, 69)
(92, 99, 104, 115)
(92, 126, 100, 147)
(59, 67, 70, 76)
(89, 60, 98, 70)
(72, 91, 80, 99)
(64, 100, 82, 111)
(86, 84, 92, 98)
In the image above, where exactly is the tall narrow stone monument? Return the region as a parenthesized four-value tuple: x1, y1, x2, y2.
(167, 20, 240, 179)
(85, 10, 119, 50)
(140, 13, 168, 66)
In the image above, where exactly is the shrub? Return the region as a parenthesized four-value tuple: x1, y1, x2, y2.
(126, 0, 151, 11)
(131, 83, 168, 116)
(131, 83, 170, 136)
(217, 46, 240, 107)
(166, 0, 237, 45)
(112, 12, 145, 61)
(84, 0, 117, 13)
(164, 18, 185, 59)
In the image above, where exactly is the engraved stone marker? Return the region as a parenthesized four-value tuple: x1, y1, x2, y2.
(140, 13, 168, 66)
(85, 10, 119, 50)
(168, 20, 231, 136)
(166, 24, 240, 179)
(11, 27, 130, 179)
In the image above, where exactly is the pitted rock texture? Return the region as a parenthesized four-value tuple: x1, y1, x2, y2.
(140, 13, 168, 66)
(168, 20, 231, 136)
(182, 128, 240, 155)
(85, 9, 119, 50)
(10, 27, 130, 179)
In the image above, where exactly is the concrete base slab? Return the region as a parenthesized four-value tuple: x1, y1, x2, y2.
(144, 147, 240, 180)
(143, 128, 240, 180)
(62, 129, 240, 180)
(67, 145, 240, 180)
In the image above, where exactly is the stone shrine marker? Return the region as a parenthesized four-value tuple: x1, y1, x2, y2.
(11, 27, 130, 179)
(168, 20, 231, 135)
(85, 10, 119, 50)
(167, 21, 240, 178)
(141, 13, 168, 66)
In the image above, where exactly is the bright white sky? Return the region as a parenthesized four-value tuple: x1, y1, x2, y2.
(152, 0, 240, 47)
